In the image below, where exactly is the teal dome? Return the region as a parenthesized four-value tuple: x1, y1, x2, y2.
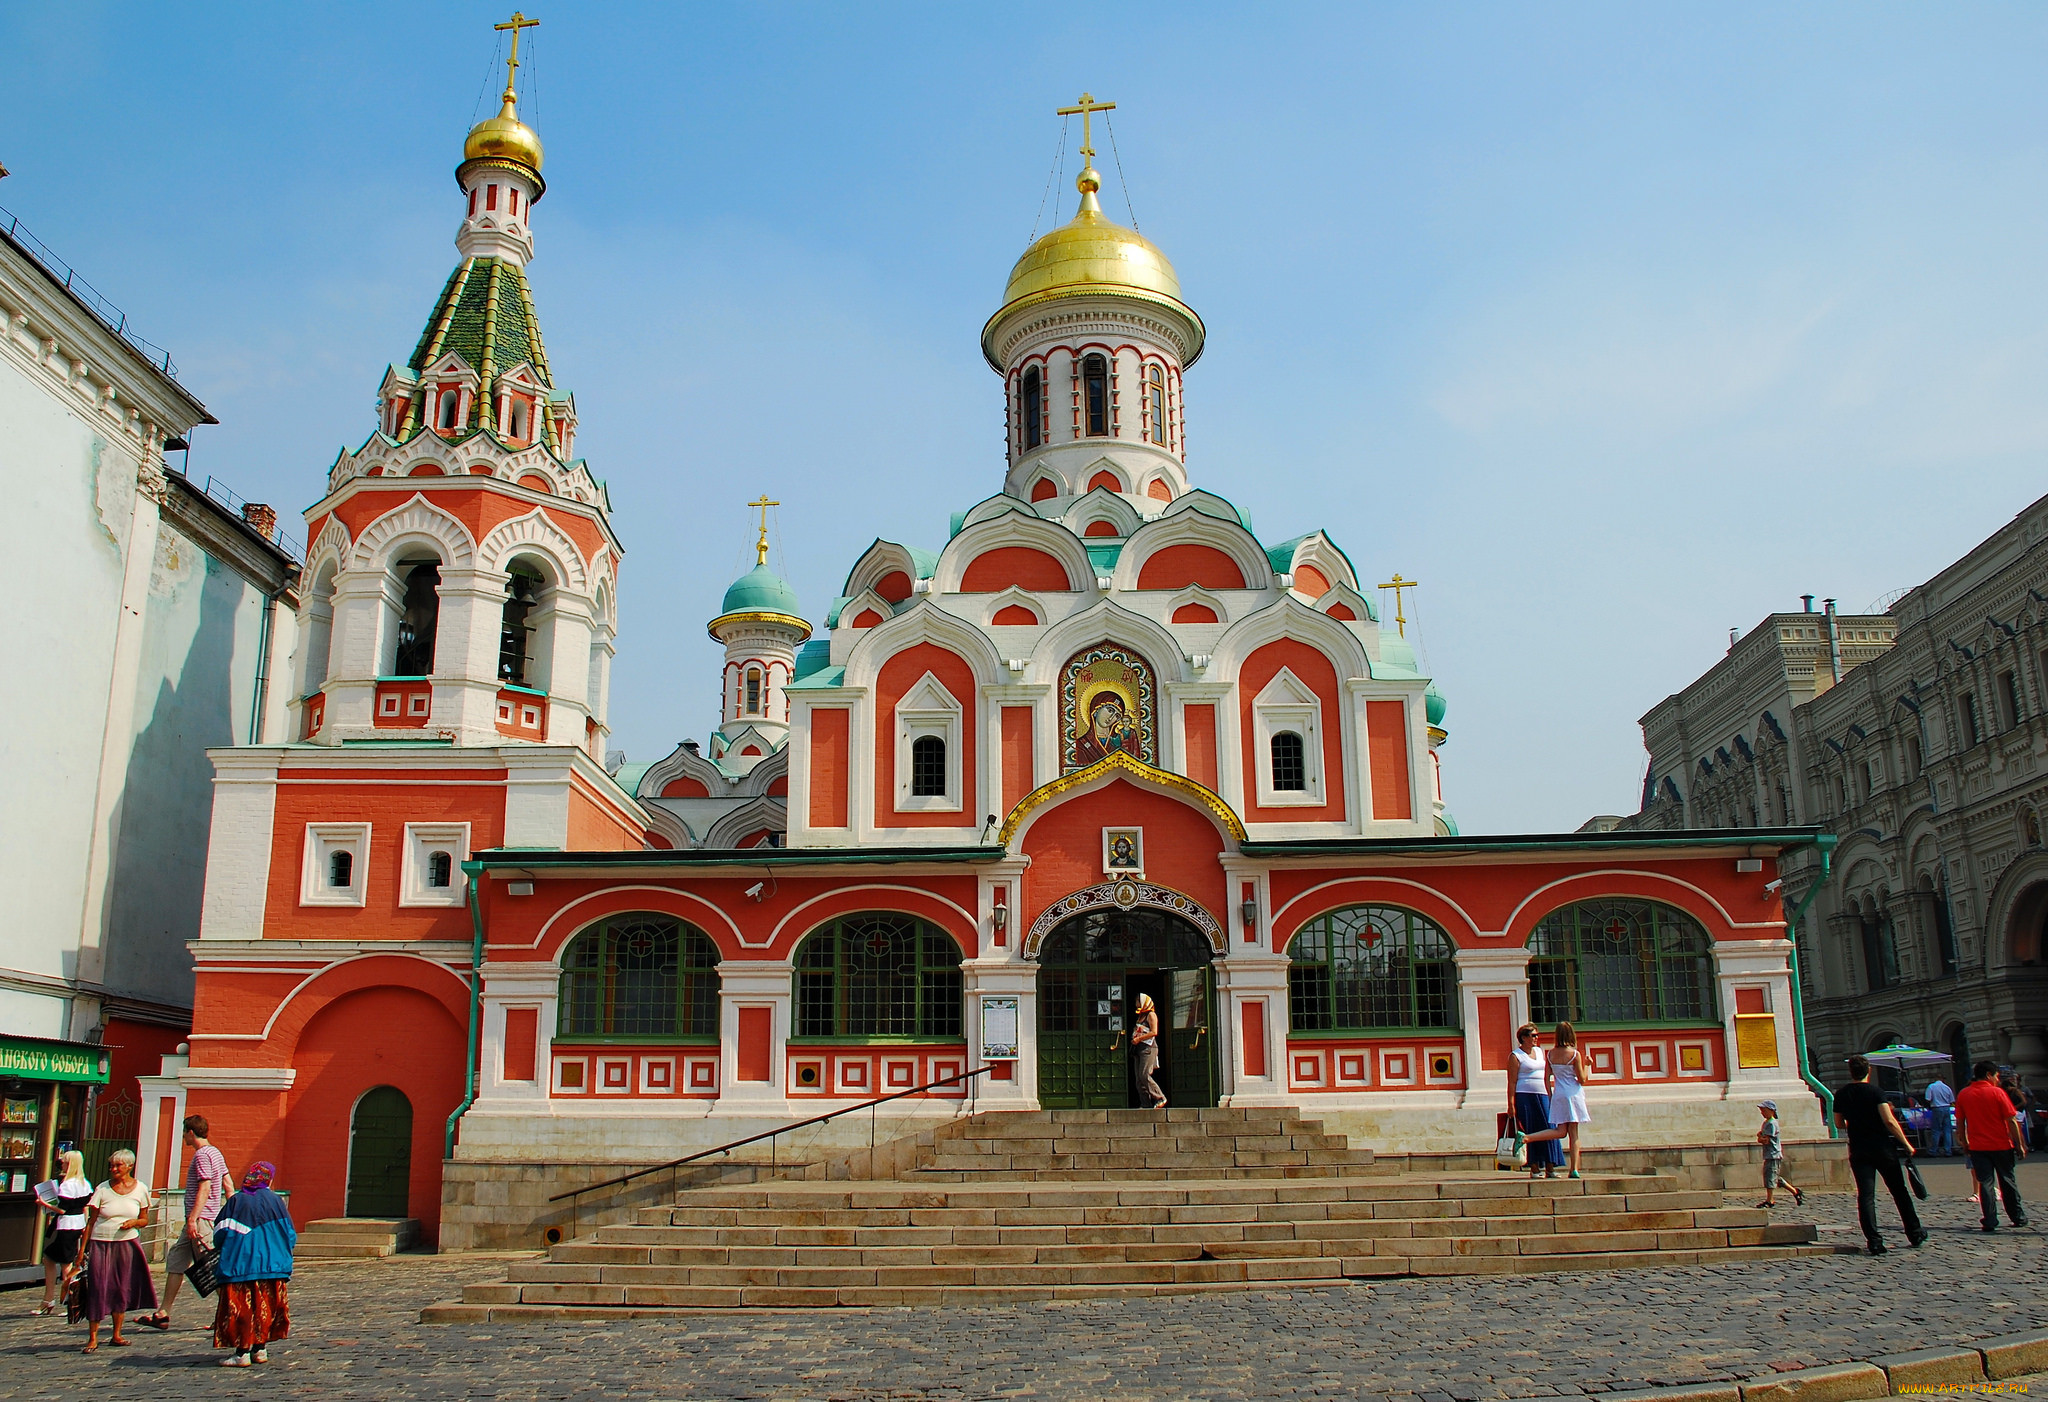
(1424, 681, 1447, 727)
(718, 563, 802, 618)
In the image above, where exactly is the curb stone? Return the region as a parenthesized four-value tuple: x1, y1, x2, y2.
(1599, 1334, 2048, 1401)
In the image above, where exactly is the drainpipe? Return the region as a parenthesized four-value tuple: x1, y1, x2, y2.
(248, 585, 280, 744)
(1822, 598, 1843, 686)
(1780, 833, 1838, 1136)
(444, 862, 486, 1158)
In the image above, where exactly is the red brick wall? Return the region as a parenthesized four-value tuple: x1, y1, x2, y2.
(1239, 640, 1347, 824)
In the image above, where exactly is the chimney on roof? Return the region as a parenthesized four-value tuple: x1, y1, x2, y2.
(681, 740, 700, 755)
(241, 502, 277, 538)
(1801, 595, 1815, 613)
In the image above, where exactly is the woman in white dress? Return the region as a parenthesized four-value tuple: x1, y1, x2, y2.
(1520, 1021, 1591, 1178)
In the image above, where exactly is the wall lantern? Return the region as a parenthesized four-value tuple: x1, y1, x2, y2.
(1240, 897, 1258, 930)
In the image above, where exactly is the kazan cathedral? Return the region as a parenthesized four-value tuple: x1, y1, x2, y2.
(158, 36, 1827, 1247)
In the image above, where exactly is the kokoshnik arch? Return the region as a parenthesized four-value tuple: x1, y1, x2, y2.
(158, 25, 1831, 1247)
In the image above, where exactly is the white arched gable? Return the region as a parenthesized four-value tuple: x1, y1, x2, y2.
(1165, 584, 1230, 625)
(1209, 596, 1372, 683)
(1073, 456, 1132, 493)
(1114, 507, 1273, 594)
(1313, 581, 1375, 624)
(1159, 489, 1250, 528)
(347, 494, 477, 572)
(840, 599, 1006, 692)
(1283, 532, 1361, 595)
(958, 493, 1033, 532)
(835, 588, 895, 630)
(1057, 487, 1143, 538)
(983, 586, 1048, 627)
(1024, 598, 1184, 689)
(637, 740, 731, 802)
(841, 539, 926, 604)
(479, 507, 591, 593)
(933, 513, 1094, 595)
(639, 804, 696, 851)
(309, 514, 352, 569)
(703, 794, 790, 849)
(740, 744, 790, 798)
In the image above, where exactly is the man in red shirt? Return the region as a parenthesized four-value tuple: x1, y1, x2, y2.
(1956, 1060, 2029, 1233)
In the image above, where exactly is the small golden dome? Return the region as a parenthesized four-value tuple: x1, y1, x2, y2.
(463, 95, 544, 174)
(984, 168, 1203, 368)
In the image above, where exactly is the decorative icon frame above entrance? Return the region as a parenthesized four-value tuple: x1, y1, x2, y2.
(1103, 826, 1144, 879)
(1023, 880, 1225, 958)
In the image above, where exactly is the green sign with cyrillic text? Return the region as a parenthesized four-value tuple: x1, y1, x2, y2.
(0, 1037, 109, 1084)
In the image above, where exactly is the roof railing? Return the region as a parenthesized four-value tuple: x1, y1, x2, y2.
(196, 473, 305, 563)
(547, 1065, 990, 1239)
(0, 204, 183, 382)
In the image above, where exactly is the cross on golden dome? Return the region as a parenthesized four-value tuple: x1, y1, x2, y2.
(494, 11, 540, 104)
(1056, 92, 1116, 165)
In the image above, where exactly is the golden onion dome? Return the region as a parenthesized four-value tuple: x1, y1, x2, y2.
(983, 167, 1203, 369)
(463, 94, 544, 175)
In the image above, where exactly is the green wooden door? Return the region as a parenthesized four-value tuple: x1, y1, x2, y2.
(1036, 908, 1219, 1110)
(345, 1086, 413, 1218)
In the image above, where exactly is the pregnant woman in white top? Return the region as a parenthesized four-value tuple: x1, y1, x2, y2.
(1519, 1021, 1592, 1178)
(1509, 1025, 1563, 1178)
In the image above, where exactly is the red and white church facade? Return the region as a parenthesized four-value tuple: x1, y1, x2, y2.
(155, 66, 1829, 1247)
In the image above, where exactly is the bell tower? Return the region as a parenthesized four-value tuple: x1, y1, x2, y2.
(708, 499, 811, 774)
(288, 11, 620, 757)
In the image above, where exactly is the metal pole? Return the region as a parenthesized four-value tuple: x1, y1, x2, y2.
(1782, 835, 1839, 1137)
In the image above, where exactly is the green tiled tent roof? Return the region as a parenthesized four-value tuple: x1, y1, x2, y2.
(402, 256, 554, 434)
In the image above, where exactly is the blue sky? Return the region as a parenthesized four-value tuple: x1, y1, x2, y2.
(7, 4, 2047, 831)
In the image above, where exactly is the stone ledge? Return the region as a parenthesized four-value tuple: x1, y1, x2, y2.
(1982, 1330, 2048, 1381)
(1869, 1347, 1986, 1389)
(1735, 1362, 1889, 1402)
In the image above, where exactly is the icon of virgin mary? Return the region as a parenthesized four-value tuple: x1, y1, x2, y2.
(1074, 690, 1140, 766)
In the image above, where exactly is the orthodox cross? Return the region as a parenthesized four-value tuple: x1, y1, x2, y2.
(1056, 92, 1116, 163)
(494, 11, 541, 100)
(749, 495, 780, 566)
(1378, 573, 1420, 637)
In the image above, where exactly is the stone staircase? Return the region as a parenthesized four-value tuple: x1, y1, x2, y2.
(884, 1105, 1386, 1180)
(298, 1216, 420, 1259)
(424, 1108, 1844, 1319)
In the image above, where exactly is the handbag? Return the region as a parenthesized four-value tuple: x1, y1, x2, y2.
(183, 1238, 222, 1298)
(63, 1252, 89, 1326)
(1495, 1127, 1525, 1170)
(1906, 1160, 1929, 1200)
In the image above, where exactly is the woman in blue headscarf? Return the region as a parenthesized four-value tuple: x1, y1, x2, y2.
(210, 1162, 296, 1367)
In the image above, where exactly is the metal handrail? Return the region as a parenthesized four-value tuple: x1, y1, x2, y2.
(548, 1065, 991, 1233)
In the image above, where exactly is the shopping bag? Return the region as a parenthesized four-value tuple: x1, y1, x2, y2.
(1906, 1160, 1928, 1201)
(63, 1254, 89, 1325)
(1495, 1131, 1525, 1170)
(183, 1239, 222, 1298)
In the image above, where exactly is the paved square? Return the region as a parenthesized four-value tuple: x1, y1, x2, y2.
(1, 1191, 2039, 1400)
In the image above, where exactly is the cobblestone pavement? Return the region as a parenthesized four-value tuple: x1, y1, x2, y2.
(0, 1191, 2040, 1401)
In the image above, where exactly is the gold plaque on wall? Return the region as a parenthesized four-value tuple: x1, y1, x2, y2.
(1734, 1013, 1780, 1069)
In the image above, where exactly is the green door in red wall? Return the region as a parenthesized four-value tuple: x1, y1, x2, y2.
(345, 1086, 412, 1218)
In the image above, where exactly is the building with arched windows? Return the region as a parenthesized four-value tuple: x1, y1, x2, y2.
(166, 39, 1833, 1249)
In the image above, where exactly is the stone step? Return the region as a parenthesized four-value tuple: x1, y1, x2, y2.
(296, 1216, 419, 1259)
(424, 1242, 1846, 1318)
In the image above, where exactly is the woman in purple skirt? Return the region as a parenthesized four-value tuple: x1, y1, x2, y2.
(79, 1149, 159, 1352)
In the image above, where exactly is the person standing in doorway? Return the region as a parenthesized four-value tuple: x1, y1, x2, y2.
(1956, 1060, 2029, 1233)
(143, 1115, 231, 1332)
(1925, 1074, 1957, 1157)
(1520, 1022, 1591, 1178)
(1834, 1054, 1925, 1254)
(1510, 1025, 1562, 1179)
(1131, 993, 1167, 1110)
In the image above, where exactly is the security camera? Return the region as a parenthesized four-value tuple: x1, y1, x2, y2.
(1763, 878, 1784, 894)
(745, 881, 765, 899)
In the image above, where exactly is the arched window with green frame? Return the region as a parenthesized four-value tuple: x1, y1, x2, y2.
(1526, 898, 1716, 1025)
(1286, 905, 1459, 1032)
(794, 913, 963, 1039)
(558, 913, 721, 1040)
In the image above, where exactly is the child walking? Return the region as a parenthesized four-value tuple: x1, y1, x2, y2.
(1756, 1100, 1803, 1209)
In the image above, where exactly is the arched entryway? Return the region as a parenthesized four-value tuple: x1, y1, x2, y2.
(346, 1086, 414, 1218)
(1035, 906, 1218, 1109)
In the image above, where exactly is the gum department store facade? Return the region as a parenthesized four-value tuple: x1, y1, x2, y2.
(152, 67, 1836, 1246)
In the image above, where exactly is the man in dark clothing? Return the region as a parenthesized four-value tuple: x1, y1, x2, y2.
(1835, 1054, 1925, 1255)
(1957, 1060, 2028, 1232)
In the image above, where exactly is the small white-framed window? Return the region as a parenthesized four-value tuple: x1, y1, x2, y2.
(1251, 668, 1324, 807)
(401, 822, 471, 908)
(895, 672, 963, 813)
(745, 667, 763, 716)
(301, 823, 372, 907)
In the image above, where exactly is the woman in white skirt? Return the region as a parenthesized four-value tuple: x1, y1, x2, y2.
(1520, 1021, 1591, 1178)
